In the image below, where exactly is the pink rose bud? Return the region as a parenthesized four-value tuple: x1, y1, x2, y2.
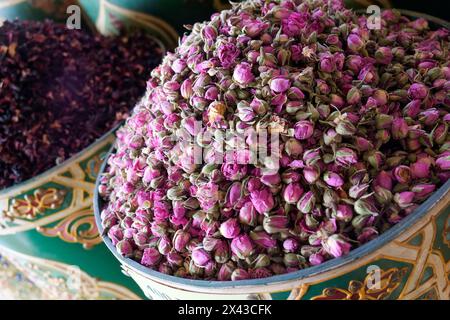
(347, 34, 364, 52)
(403, 99, 422, 118)
(294, 120, 314, 140)
(408, 83, 429, 100)
(309, 253, 324, 265)
(239, 202, 257, 226)
(233, 62, 255, 85)
(173, 229, 191, 252)
(302, 150, 321, 167)
(319, 53, 335, 73)
(375, 46, 393, 65)
(349, 183, 370, 199)
(433, 123, 448, 144)
(412, 183, 436, 200)
(285, 138, 303, 157)
(367, 150, 384, 170)
(394, 191, 415, 208)
(346, 87, 361, 105)
(336, 119, 356, 135)
(374, 170, 393, 190)
(354, 136, 374, 151)
(214, 240, 230, 264)
(330, 94, 345, 109)
(393, 165, 412, 184)
(250, 188, 275, 214)
(263, 215, 289, 234)
(323, 171, 344, 188)
(270, 76, 291, 93)
(141, 247, 161, 266)
(436, 155, 450, 171)
(357, 227, 379, 243)
(354, 198, 378, 216)
(231, 234, 254, 259)
(158, 236, 172, 255)
(323, 234, 351, 258)
(260, 173, 281, 188)
(283, 183, 304, 204)
(419, 108, 440, 126)
(410, 161, 430, 179)
(133, 232, 148, 247)
(335, 147, 358, 166)
(303, 165, 320, 183)
(231, 268, 250, 281)
(219, 218, 241, 239)
(166, 252, 183, 266)
(283, 238, 299, 253)
(116, 239, 133, 257)
(192, 247, 211, 267)
(335, 204, 353, 222)
(373, 185, 393, 204)
(250, 230, 277, 248)
(218, 262, 235, 281)
(375, 114, 393, 129)
(391, 118, 409, 140)
(108, 225, 124, 246)
(297, 191, 316, 213)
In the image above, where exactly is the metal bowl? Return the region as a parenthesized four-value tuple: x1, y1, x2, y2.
(94, 10, 450, 300)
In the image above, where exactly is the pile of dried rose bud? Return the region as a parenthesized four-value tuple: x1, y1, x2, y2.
(99, 0, 450, 281)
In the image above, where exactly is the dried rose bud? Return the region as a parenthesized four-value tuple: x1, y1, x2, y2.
(303, 165, 320, 184)
(336, 119, 356, 136)
(391, 118, 409, 140)
(375, 114, 393, 129)
(284, 253, 303, 267)
(108, 225, 124, 246)
(217, 262, 235, 281)
(335, 147, 358, 166)
(323, 171, 344, 188)
(309, 253, 324, 266)
(250, 188, 275, 214)
(239, 202, 257, 226)
(373, 185, 393, 204)
(436, 154, 450, 171)
(323, 235, 351, 258)
(410, 161, 430, 179)
(173, 230, 191, 252)
(260, 174, 281, 188)
(393, 165, 412, 184)
(116, 239, 133, 257)
(374, 170, 393, 190)
(346, 87, 361, 105)
(233, 62, 254, 85)
(192, 247, 211, 267)
(270, 76, 291, 93)
(347, 34, 364, 52)
(263, 214, 290, 234)
(303, 149, 321, 166)
(375, 47, 393, 65)
(354, 198, 378, 216)
(141, 247, 161, 266)
(166, 252, 183, 266)
(394, 191, 415, 208)
(294, 120, 314, 140)
(411, 184, 436, 200)
(252, 254, 270, 268)
(349, 183, 370, 199)
(354, 136, 374, 152)
(297, 191, 316, 213)
(408, 83, 429, 100)
(403, 99, 422, 118)
(219, 218, 241, 239)
(433, 123, 448, 144)
(283, 238, 299, 253)
(231, 235, 254, 259)
(366, 151, 384, 170)
(357, 227, 379, 244)
(283, 183, 304, 204)
(231, 268, 250, 281)
(335, 204, 353, 222)
(250, 230, 277, 248)
(285, 138, 303, 157)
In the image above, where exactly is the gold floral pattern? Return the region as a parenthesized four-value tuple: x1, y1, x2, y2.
(37, 208, 101, 249)
(7, 188, 66, 220)
(311, 268, 408, 300)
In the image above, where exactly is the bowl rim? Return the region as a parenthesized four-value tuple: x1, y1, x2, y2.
(94, 9, 450, 290)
